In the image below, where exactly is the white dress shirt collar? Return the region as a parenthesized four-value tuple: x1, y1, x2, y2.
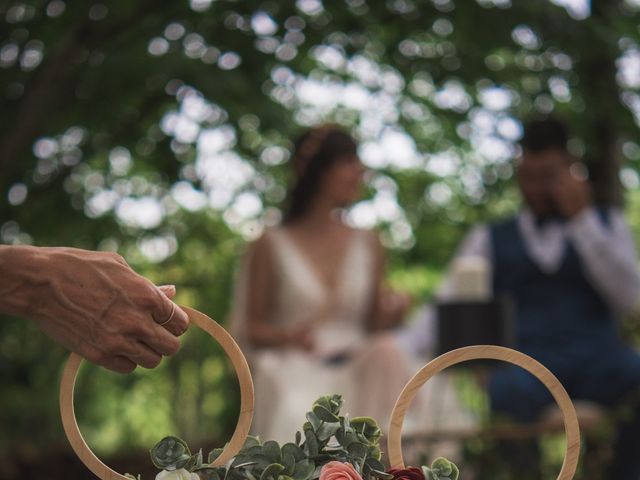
(517, 208, 567, 274)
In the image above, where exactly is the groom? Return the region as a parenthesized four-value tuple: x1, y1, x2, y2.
(404, 116, 640, 477)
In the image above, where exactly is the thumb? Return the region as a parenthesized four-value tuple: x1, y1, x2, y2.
(158, 284, 176, 299)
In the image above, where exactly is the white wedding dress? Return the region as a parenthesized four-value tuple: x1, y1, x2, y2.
(230, 227, 477, 446)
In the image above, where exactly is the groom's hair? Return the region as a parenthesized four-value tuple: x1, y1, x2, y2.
(520, 116, 569, 153)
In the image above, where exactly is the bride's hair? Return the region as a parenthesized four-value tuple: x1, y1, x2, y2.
(283, 125, 358, 224)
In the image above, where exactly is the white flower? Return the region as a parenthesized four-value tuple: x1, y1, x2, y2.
(155, 468, 200, 480)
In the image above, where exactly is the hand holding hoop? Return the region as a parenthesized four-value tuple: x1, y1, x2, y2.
(387, 345, 580, 480)
(59, 307, 254, 480)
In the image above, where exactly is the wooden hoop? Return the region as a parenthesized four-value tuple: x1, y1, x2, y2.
(387, 345, 580, 480)
(60, 306, 254, 480)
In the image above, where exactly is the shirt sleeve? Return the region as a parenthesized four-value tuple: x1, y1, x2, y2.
(566, 207, 640, 315)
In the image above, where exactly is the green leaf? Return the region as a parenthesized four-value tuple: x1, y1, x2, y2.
(260, 463, 286, 480)
(282, 443, 305, 462)
(305, 411, 323, 431)
(368, 446, 382, 461)
(208, 448, 225, 464)
(316, 421, 341, 442)
(432, 457, 459, 480)
(371, 470, 394, 480)
(347, 442, 368, 460)
(293, 459, 315, 480)
(422, 457, 459, 480)
(312, 404, 340, 423)
(262, 440, 282, 463)
(150, 436, 191, 470)
(350, 417, 381, 445)
(364, 457, 386, 473)
(184, 448, 204, 471)
(244, 436, 263, 449)
(195, 467, 223, 480)
(336, 430, 358, 448)
(295, 431, 302, 446)
(312, 395, 343, 417)
(282, 452, 296, 475)
(303, 428, 319, 457)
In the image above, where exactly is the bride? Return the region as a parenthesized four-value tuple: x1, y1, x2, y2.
(230, 125, 414, 443)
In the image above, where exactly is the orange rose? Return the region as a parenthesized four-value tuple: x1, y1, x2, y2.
(319, 461, 363, 480)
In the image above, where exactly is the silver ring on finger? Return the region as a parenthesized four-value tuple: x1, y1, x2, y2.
(158, 302, 176, 327)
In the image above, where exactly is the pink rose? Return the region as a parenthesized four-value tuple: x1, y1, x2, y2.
(319, 461, 363, 480)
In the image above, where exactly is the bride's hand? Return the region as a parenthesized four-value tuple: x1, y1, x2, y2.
(285, 324, 315, 351)
(377, 288, 413, 328)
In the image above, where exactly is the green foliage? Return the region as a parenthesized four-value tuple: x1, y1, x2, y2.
(151, 436, 193, 470)
(421, 458, 459, 480)
(148, 395, 454, 480)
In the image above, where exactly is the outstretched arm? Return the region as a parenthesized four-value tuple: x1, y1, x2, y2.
(0, 245, 189, 373)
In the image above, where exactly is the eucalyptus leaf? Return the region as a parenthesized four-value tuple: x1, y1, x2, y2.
(371, 470, 394, 480)
(368, 446, 382, 461)
(305, 411, 323, 431)
(312, 404, 340, 423)
(303, 428, 319, 457)
(244, 436, 262, 449)
(150, 436, 191, 470)
(312, 395, 343, 417)
(316, 421, 341, 442)
(282, 443, 305, 462)
(428, 457, 460, 480)
(347, 442, 368, 460)
(184, 448, 204, 471)
(232, 461, 260, 469)
(282, 452, 296, 475)
(195, 467, 223, 480)
(208, 448, 225, 464)
(350, 417, 381, 442)
(260, 463, 286, 480)
(292, 459, 315, 480)
(262, 441, 282, 463)
(364, 457, 385, 473)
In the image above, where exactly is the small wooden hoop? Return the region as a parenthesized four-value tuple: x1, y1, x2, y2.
(387, 345, 580, 480)
(59, 306, 254, 480)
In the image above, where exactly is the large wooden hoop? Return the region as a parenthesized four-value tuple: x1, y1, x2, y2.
(60, 306, 254, 480)
(387, 345, 580, 480)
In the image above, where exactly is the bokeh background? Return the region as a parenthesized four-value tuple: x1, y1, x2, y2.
(2, 0, 640, 478)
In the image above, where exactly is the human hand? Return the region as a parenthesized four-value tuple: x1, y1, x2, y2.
(2, 246, 189, 373)
(378, 288, 413, 328)
(285, 324, 315, 351)
(551, 162, 591, 219)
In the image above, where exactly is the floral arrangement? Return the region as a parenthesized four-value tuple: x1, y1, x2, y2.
(126, 395, 458, 480)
